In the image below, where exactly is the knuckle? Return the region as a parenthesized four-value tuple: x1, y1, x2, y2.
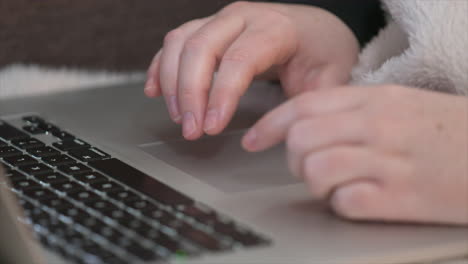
(164, 28, 184, 44)
(222, 1, 252, 13)
(222, 48, 251, 64)
(262, 8, 293, 28)
(184, 33, 210, 53)
(286, 122, 308, 152)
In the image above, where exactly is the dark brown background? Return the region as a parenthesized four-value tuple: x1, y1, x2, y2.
(0, 0, 238, 71)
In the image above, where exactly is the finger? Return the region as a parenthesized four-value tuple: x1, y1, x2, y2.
(287, 113, 368, 178)
(330, 180, 383, 221)
(203, 24, 297, 135)
(242, 88, 366, 152)
(145, 50, 162, 98)
(177, 14, 246, 140)
(302, 146, 379, 200)
(159, 17, 211, 123)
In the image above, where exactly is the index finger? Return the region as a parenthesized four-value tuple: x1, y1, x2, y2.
(242, 87, 366, 152)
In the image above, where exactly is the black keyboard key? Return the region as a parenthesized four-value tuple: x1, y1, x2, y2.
(62, 230, 92, 247)
(22, 125, 46, 135)
(78, 217, 105, 231)
(22, 205, 46, 219)
(53, 139, 89, 151)
(22, 115, 45, 124)
(5, 170, 27, 181)
(143, 209, 176, 224)
(123, 219, 153, 235)
(68, 190, 101, 203)
(149, 231, 183, 253)
(18, 198, 36, 212)
(51, 130, 74, 140)
(56, 207, 91, 223)
(0, 146, 22, 157)
(23, 188, 58, 201)
(41, 197, 74, 210)
(19, 163, 53, 175)
(126, 199, 159, 212)
(85, 200, 118, 212)
(88, 159, 193, 206)
(29, 210, 53, 223)
(82, 242, 121, 262)
(107, 189, 140, 203)
(179, 226, 223, 251)
(1, 160, 11, 171)
(0, 122, 29, 140)
(179, 204, 218, 224)
(42, 155, 76, 166)
(90, 181, 124, 193)
(69, 148, 110, 162)
(11, 138, 45, 150)
(11, 179, 43, 191)
(102, 209, 133, 224)
(72, 172, 109, 184)
(34, 173, 69, 184)
(52, 181, 85, 194)
(0, 140, 7, 147)
(95, 225, 127, 242)
(57, 163, 92, 175)
(28, 146, 60, 158)
(3, 155, 38, 167)
(37, 122, 60, 134)
(213, 222, 265, 246)
(122, 242, 157, 261)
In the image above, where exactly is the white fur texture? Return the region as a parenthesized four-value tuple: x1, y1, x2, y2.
(352, 0, 468, 96)
(0, 64, 144, 99)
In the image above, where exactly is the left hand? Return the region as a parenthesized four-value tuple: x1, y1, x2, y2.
(242, 85, 468, 225)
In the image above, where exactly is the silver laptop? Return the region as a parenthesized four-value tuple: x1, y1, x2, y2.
(0, 80, 467, 264)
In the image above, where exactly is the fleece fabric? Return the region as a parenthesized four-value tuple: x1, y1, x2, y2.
(351, 0, 468, 96)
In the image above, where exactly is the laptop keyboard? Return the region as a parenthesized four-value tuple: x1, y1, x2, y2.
(0, 115, 269, 264)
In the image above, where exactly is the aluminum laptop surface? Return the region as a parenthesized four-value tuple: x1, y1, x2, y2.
(0, 80, 467, 264)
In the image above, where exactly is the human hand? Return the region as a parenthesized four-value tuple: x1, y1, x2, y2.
(242, 85, 468, 225)
(144, 1, 359, 140)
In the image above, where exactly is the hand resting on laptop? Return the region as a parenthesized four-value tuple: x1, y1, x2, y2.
(144, 1, 468, 225)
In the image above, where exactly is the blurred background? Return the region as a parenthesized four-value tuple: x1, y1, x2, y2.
(0, 0, 237, 71)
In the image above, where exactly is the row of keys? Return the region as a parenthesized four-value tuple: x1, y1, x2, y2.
(2, 116, 270, 263)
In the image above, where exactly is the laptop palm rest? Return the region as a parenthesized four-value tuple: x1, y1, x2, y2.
(141, 132, 299, 193)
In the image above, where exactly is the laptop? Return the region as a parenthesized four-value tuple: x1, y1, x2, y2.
(0, 80, 467, 264)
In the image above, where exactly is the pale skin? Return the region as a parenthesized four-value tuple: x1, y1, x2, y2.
(145, 2, 468, 225)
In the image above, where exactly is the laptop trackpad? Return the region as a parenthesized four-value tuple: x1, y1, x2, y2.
(140, 132, 298, 193)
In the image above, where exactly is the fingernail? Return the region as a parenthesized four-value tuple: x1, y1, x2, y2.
(144, 80, 154, 95)
(183, 112, 197, 138)
(169, 96, 181, 122)
(204, 109, 218, 133)
(243, 129, 257, 150)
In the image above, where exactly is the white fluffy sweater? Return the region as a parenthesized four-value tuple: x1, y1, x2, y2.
(352, 0, 468, 96)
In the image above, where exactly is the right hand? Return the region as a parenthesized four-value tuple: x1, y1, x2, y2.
(144, 1, 359, 140)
